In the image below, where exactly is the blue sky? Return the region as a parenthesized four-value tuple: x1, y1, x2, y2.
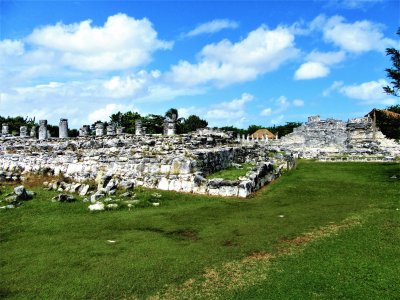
(1, 0, 399, 129)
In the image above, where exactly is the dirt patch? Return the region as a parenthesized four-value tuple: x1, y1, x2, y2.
(244, 251, 274, 262)
(222, 240, 238, 247)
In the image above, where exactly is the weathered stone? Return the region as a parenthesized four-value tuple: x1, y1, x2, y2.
(54, 194, 75, 202)
(88, 202, 105, 211)
(38, 120, 48, 140)
(59, 119, 69, 138)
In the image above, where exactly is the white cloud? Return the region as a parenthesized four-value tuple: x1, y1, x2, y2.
(325, 79, 398, 105)
(206, 93, 253, 119)
(26, 13, 172, 71)
(88, 103, 138, 123)
(306, 50, 346, 65)
(0, 39, 24, 58)
(314, 15, 398, 53)
(260, 95, 304, 118)
(294, 62, 330, 80)
(185, 19, 239, 37)
(170, 25, 299, 87)
(323, 81, 344, 96)
(293, 99, 304, 107)
(260, 108, 272, 116)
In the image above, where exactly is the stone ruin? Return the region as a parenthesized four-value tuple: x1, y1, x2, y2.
(272, 115, 400, 160)
(0, 128, 295, 198)
(0, 113, 398, 198)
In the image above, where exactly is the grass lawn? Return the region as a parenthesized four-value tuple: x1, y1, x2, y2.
(1, 161, 399, 299)
(206, 163, 254, 180)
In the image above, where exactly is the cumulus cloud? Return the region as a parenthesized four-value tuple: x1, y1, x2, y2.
(205, 93, 253, 119)
(88, 103, 138, 123)
(170, 25, 299, 87)
(294, 50, 345, 80)
(0, 39, 24, 58)
(185, 19, 239, 37)
(312, 15, 398, 53)
(294, 62, 330, 80)
(259, 95, 304, 120)
(25, 13, 172, 71)
(324, 79, 398, 105)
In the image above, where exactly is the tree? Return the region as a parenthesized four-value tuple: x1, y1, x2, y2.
(180, 115, 208, 133)
(165, 108, 178, 120)
(246, 125, 264, 135)
(383, 28, 400, 97)
(141, 114, 164, 134)
(267, 122, 302, 137)
(110, 111, 141, 134)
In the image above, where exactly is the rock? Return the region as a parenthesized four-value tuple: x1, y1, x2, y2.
(79, 184, 90, 196)
(106, 203, 118, 209)
(90, 192, 105, 203)
(120, 180, 134, 190)
(14, 185, 26, 196)
(14, 185, 33, 201)
(53, 194, 76, 202)
(120, 191, 132, 197)
(88, 202, 105, 211)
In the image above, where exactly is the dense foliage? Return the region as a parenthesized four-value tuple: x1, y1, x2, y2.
(383, 28, 400, 97)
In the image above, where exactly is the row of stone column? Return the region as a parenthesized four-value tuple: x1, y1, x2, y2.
(1, 119, 69, 139)
(91, 123, 125, 137)
(237, 134, 278, 143)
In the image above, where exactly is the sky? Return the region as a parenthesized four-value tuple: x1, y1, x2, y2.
(0, 0, 399, 129)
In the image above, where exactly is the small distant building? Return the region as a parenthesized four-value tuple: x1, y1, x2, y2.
(251, 129, 275, 140)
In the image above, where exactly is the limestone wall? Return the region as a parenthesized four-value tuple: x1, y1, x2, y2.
(0, 133, 292, 197)
(274, 117, 400, 159)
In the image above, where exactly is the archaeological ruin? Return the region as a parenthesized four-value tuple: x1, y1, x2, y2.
(0, 115, 399, 198)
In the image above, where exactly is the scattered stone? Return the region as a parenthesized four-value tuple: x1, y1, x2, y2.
(106, 203, 118, 210)
(79, 184, 90, 196)
(90, 192, 105, 203)
(88, 202, 105, 211)
(53, 194, 76, 203)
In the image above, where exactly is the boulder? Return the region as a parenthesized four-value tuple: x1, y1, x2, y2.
(53, 194, 76, 202)
(88, 202, 105, 211)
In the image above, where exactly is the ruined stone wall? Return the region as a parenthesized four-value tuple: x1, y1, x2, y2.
(274, 117, 400, 159)
(0, 133, 292, 197)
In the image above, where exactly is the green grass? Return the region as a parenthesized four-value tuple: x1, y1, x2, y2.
(206, 163, 254, 180)
(0, 161, 399, 299)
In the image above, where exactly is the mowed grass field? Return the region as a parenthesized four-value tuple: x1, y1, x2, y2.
(1, 161, 399, 299)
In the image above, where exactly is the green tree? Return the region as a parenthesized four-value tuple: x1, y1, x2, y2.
(165, 108, 178, 120)
(142, 114, 164, 134)
(267, 122, 302, 137)
(180, 115, 208, 133)
(383, 28, 400, 97)
(246, 125, 264, 135)
(110, 111, 141, 134)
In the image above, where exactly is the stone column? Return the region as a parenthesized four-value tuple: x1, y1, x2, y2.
(1, 124, 9, 135)
(79, 125, 90, 137)
(116, 126, 124, 135)
(38, 120, 48, 140)
(164, 114, 176, 136)
(135, 120, 143, 136)
(47, 130, 51, 138)
(95, 123, 104, 136)
(30, 126, 37, 138)
(59, 118, 69, 138)
(20, 126, 28, 137)
(106, 124, 116, 136)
